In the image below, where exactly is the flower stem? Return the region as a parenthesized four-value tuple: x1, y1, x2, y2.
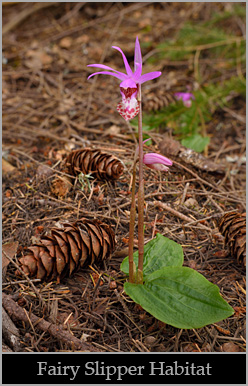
(137, 85, 144, 284)
(128, 158, 137, 283)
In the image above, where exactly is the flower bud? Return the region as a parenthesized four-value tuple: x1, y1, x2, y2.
(143, 153, 172, 171)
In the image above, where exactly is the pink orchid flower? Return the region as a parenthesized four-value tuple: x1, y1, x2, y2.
(87, 37, 161, 121)
(143, 153, 173, 171)
(174, 92, 195, 108)
(139, 138, 173, 171)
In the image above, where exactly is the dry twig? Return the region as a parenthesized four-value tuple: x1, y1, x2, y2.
(2, 293, 99, 352)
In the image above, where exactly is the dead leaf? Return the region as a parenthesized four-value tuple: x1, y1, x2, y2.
(93, 298, 109, 315)
(213, 250, 228, 258)
(2, 158, 16, 174)
(2, 241, 19, 269)
(24, 49, 53, 69)
(76, 35, 89, 44)
(183, 343, 199, 352)
(51, 176, 72, 198)
(59, 37, 73, 49)
(222, 342, 242, 352)
(159, 137, 181, 156)
(102, 125, 121, 137)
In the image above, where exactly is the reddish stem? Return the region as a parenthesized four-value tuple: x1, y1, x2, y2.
(137, 85, 144, 284)
(128, 161, 137, 283)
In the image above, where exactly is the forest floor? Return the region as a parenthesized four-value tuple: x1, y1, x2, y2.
(2, 2, 246, 352)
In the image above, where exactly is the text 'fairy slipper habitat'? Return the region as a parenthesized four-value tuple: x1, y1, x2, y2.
(87, 37, 234, 329)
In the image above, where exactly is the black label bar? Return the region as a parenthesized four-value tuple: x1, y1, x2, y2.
(2, 352, 246, 384)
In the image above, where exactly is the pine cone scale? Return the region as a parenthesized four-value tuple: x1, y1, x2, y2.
(41, 237, 56, 257)
(39, 248, 54, 275)
(19, 254, 36, 276)
(79, 239, 90, 267)
(77, 225, 92, 254)
(37, 259, 47, 280)
(52, 232, 69, 262)
(67, 233, 81, 265)
(53, 245, 66, 275)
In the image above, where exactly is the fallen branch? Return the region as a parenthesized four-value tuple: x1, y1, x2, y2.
(2, 293, 99, 352)
(152, 200, 213, 232)
(2, 307, 22, 352)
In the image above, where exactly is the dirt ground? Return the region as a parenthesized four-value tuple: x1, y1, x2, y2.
(2, 2, 246, 353)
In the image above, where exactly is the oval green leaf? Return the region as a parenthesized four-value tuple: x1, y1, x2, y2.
(120, 233, 183, 278)
(181, 134, 210, 153)
(124, 266, 234, 329)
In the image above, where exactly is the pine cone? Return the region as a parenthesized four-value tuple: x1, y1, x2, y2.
(218, 212, 246, 266)
(16, 218, 116, 282)
(65, 149, 124, 180)
(143, 90, 177, 111)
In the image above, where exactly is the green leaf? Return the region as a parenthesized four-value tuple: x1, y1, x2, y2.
(124, 267, 234, 329)
(120, 234, 183, 278)
(181, 134, 210, 152)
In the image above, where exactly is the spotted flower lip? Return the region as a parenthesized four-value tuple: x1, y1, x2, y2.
(174, 92, 195, 107)
(143, 152, 173, 172)
(87, 37, 161, 120)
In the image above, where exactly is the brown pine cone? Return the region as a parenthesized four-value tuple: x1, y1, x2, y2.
(65, 148, 124, 180)
(218, 212, 246, 266)
(16, 218, 116, 282)
(143, 90, 177, 112)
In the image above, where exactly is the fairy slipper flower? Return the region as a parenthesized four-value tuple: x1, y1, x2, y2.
(135, 138, 172, 171)
(174, 92, 195, 108)
(143, 152, 173, 171)
(87, 37, 161, 120)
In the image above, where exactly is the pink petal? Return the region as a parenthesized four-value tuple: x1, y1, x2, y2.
(134, 36, 142, 72)
(112, 46, 133, 77)
(120, 78, 137, 88)
(133, 62, 142, 80)
(135, 138, 152, 157)
(174, 92, 195, 101)
(87, 71, 127, 81)
(87, 64, 128, 78)
(138, 71, 162, 84)
(146, 163, 170, 172)
(143, 138, 152, 145)
(143, 153, 173, 166)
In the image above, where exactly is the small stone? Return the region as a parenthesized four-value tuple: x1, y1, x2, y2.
(144, 336, 156, 347)
(184, 198, 198, 208)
